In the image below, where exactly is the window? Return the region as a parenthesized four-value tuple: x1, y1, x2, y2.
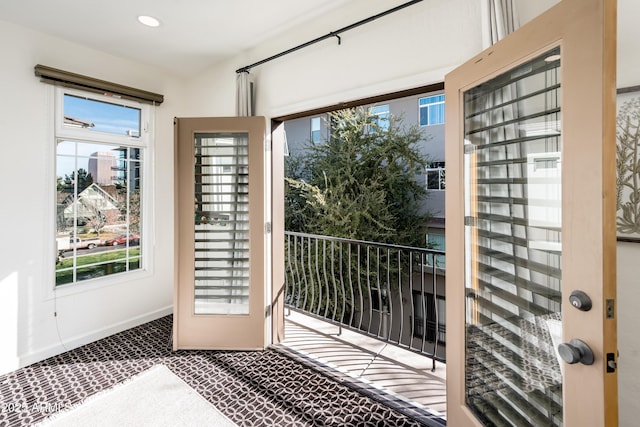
(426, 161, 446, 190)
(311, 117, 321, 143)
(426, 231, 446, 268)
(413, 292, 446, 343)
(419, 94, 445, 126)
(370, 104, 390, 131)
(55, 88, 150, 287)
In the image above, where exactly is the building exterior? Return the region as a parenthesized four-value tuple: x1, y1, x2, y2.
(88, 152, 117, 186)
(283, 90, 446, 254)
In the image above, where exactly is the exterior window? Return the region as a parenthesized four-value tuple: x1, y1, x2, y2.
(311, 117, 321, 143)
(419, 95, 445, 126)
(426, 161, 446, 190)
(426, 232, 446, 268)
(413, 292, 446, 343)
(370, 104, 390, 131)
(55, 88, 150, 287)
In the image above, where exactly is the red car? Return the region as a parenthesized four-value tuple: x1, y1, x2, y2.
(105, 233, 140, 246)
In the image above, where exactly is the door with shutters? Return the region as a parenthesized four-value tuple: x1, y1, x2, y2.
(445, 0, 617, 425)
(173, 117, 267, 350)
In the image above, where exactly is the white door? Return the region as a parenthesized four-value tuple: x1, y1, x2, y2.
(445, 0, 617, 425)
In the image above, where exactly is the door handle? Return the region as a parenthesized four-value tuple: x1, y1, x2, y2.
(558, 339, 595, 365)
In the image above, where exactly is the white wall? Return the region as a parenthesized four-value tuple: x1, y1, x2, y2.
(0, 19, 185, 375)
(185, 0, 483, 119)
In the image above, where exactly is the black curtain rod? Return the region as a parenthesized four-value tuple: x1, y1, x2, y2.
(235, 0, 423, 74)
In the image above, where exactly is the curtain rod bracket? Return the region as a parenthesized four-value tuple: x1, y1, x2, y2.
(331, 32, 342, 45)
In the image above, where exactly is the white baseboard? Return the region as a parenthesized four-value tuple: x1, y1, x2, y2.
(17, 306, 173, 370)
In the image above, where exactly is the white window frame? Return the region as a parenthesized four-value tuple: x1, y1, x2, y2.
(419, 94, 445, 126)
(51, 87, 154, 294)
(310, 116, 321, 143)
(426, 161, 446, 191)
(369, 104, 390, 131)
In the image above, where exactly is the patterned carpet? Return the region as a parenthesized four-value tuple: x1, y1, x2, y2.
(0, 315, 430, 426)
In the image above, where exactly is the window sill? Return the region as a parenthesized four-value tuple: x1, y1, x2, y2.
(45, 268, 152, 301)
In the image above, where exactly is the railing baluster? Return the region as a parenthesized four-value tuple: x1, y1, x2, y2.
(330, 240, 337, 321)
(308, 237, 320, 314)
(314, 238, 320, 315)
(292, 235, 300, 309)
(376, 247, 383, 337)
(385, 248, 393, 341)
(339, 242, 346, 328)
(321, 240, 328, 318)
(396, 249, 403, 346)
(346, 243, 353, 329)
(420, 252, 427, 354)
(286, 234, 294, 311)
(409, 251, 415, 353)
(366, 246, 373, 335)
(357, 244, 363, 331)
(432, 260, 438, 372)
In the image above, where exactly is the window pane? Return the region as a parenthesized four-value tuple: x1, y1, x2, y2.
(194, 133, 250, 315)
(371, 105, 389, 130)
(463, 47, 562, 425)
(419, 95, 445, 126)
(311, 117, 321, 142)
(419, 107, 429, 126)
(430, 103, 445, 125)
(427, 234, 445, 250)
(56, 140, 143, 286)
(64, 94, 141, 137)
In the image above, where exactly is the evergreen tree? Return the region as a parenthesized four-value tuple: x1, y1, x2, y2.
(285, 107, 431, 248)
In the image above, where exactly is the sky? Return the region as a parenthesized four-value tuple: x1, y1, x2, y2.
(64, 94, 140, 136)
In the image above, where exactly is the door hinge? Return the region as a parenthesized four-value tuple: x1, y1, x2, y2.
(265, 222, 272, 234)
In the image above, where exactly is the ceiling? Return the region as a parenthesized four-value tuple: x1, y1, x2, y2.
(0, 0, 358, 78)
(3, 1, 638, 82)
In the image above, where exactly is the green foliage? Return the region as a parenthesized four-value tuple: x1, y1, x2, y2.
(285, 107, 431, 247)
(59, 168, 94, 193)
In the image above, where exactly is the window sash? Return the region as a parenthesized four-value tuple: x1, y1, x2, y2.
(419, 95, 445, 126)
(55, 88, 149, 147)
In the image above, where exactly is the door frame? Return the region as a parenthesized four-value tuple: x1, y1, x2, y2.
(445, 0, 617, 425)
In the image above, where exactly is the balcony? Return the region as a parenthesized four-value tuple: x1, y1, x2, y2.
(282, 311, 446, 425)
(283, 231, 447, 424)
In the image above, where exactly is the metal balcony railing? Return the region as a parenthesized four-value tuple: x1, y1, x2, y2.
(284, 231, 446, 367)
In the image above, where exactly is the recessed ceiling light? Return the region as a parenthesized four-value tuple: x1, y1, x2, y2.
(138, 15, 160, 28)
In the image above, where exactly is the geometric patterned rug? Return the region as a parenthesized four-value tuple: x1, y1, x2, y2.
(0, 315, 427, 426)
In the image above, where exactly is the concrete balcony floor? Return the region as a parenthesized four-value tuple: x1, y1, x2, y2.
(281, 311, 447, 424)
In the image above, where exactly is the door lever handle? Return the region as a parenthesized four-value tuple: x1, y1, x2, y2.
(558, 339, 595, 365)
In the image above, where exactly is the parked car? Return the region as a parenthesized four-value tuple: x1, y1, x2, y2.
(104, 233, 140, 246)
(58, 237, 101, 251)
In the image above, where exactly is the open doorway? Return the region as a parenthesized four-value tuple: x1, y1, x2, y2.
(272, 84, 449, 424)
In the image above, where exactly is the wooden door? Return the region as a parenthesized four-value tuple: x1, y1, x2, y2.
(445, 0, 617, 425)
(174, 117, 267, 350)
